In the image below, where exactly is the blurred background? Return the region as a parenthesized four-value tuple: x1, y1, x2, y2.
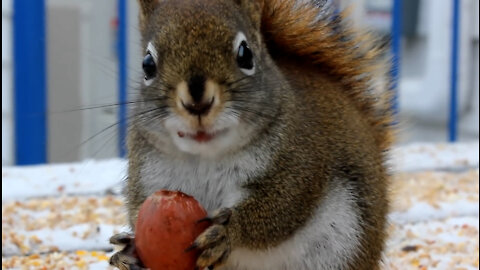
(2, 0, 479, 165)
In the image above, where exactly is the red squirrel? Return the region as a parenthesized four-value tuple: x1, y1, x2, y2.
(109, 0, 394, 269)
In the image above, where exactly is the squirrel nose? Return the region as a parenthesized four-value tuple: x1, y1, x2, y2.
(188, 75, 206, 104)
(182, 98, 214, 116)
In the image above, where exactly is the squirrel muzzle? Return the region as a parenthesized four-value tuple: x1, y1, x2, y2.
(174, 77, 225, 129)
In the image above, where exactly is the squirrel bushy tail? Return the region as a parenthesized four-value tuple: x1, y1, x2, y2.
(261, 0, 394, 151)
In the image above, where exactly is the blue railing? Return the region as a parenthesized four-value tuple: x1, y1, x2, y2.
(449, 0, 460, 142)
(117, 0, 128, 157)
(13, 0, 47, 165)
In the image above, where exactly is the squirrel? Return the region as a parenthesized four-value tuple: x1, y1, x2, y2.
(109, 0, 394, 269)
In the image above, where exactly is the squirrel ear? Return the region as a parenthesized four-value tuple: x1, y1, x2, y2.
(234, 0, 264, 29)
(137, 0, 159, 27)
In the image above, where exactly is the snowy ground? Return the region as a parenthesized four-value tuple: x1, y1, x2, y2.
(2, 142, 479, 269)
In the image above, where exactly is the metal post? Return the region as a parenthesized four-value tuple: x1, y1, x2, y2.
(118, 0, 128, 157)
(13, 0, 47, 165)
(448, 0, 460, 142)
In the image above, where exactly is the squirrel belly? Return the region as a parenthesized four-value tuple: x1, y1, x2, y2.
(226, 181, 363, 270)
(117, 0, 393, 269)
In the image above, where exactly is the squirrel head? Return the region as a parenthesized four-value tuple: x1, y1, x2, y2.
(134, 0, 287, 157)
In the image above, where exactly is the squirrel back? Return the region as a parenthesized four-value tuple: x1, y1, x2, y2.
(259, 0, 394, 150)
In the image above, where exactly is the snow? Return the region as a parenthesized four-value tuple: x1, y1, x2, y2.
(2, 224, 125, 257)
(1, 142, 479, 269)
(385, 216, 479, 270)
(390, 142, 479, 172)
(2, 142, 478, 202)
(2, 159, 127, 202)
(389, 200, 479, 225)
(88, 261, 111, 270)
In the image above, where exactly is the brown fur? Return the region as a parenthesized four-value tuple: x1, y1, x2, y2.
(260, 0, 394, 150)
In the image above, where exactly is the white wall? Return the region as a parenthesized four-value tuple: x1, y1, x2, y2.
(2, 0, 13, 165)
(398, 0, 479, 142)
(1, 0, 143, 164)
(47, 0, 119, 163)
(342, 0, 479, 143)
(47, 0, 142, 163)
(459, 0, 479, 137)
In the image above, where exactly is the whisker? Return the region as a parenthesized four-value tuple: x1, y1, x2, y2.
(225, 99, 274, 108)
(51, 97, 170, 114)
(225, 106, 277, 123)
(225, 76, 251, 87)
(56, 107, 165, 160)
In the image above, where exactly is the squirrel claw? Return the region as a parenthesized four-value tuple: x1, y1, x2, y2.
(193, 222, 232, 268)
(196, 217, 212, 224)
(109, 232, 134, 245)
(185, 242, 198, 252)
(109, 232, 147, 270)
(198, 207, 232, 225)
(109, 251, 146, 270)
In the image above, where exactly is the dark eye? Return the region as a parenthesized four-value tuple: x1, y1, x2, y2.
(142, 53, 156, 81)
(236, 41, 254, 70)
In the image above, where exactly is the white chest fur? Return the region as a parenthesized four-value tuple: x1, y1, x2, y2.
(225, 181, 361, 270)
(139, 148, 265, 212)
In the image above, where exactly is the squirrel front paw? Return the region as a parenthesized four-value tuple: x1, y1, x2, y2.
(188, 208, 233, 269)
(109, 232, 147, 270)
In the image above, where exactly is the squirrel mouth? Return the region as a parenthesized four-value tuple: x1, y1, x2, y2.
(177, 129, 226, 143)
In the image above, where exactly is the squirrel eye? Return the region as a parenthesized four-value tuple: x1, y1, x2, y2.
(142, 53, 157, 83)
(236, 41, 254, 73)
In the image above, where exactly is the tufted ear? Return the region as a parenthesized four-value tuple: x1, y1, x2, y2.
(234, 0, 264, 29)
(137, 0, 159, 29)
